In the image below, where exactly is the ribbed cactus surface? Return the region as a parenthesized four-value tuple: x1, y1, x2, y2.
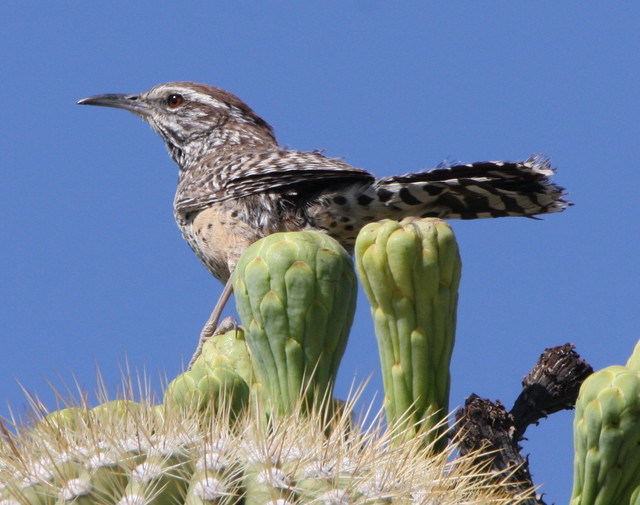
(354, 218, 461, 445)
(570, 363, 640, 505)
(233, 231, 357, 414)
(166, 328, 253, 417)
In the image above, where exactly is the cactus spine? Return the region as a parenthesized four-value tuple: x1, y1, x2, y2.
(0, 392, 519, 505)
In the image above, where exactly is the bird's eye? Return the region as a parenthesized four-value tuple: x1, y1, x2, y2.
(167, 94, 184, 108)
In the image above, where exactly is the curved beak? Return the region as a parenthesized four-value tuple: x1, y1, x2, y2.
(77, 93, 151, 116)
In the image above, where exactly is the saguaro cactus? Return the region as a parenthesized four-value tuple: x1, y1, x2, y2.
(0, 392, 519, 505)
(233, 231, 357, 414)
(355, 217, 461, 445)
(570, 345, 640, 505)
(0, 222, 535, 504)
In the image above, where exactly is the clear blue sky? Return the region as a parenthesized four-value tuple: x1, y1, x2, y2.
(2, 2, 638, 501)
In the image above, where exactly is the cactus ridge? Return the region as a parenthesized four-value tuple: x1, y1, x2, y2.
(571, 364, 640, 505)
(355, 218, 461, 446)
(233, 231, 357, 414)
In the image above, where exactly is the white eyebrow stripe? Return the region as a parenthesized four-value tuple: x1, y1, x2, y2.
(196, 93, 227, 109)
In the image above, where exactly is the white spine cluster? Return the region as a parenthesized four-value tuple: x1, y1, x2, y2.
(0, 387, 525, 505)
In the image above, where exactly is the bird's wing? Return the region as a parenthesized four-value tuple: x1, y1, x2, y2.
(175, 150, 374, 214)
(225, 150, 373, 196)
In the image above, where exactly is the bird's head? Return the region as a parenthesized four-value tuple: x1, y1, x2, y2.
(78, 81, 276, 166)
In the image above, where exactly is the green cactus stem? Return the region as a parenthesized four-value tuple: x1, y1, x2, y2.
(570, 362, 640, 505)
(354, 217, 461, 446)
(233, 231, 357, 415)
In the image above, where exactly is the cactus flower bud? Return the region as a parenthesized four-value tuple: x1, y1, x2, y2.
(570, 364, 640, 505)
(355, 217, 461, 446)
(233, 231, 357, 414)
(193, 326, 254, 386)
(165, 362, 250, 417)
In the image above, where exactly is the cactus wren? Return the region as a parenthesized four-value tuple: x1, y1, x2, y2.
(78, 81, 569, 347)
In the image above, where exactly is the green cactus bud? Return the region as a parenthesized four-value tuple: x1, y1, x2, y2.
(354, 217, 461, 447)
(164, 362, 250, 417)
(570, 364, 640, 505)
(36, 407, 84, 433)
(90, 400, 143, 424)
(233, 231, 357, 414)
(193, 327, 254, 386)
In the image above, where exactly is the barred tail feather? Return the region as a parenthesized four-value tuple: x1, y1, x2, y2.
(372, 154, 570, 220)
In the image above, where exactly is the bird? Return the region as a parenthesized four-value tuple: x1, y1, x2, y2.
(78, 81, 569, 361)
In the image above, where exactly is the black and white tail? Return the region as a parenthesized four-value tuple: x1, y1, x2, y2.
(368, 154, 569, 220)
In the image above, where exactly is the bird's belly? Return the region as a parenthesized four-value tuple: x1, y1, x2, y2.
(179, 206, 259, 283)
